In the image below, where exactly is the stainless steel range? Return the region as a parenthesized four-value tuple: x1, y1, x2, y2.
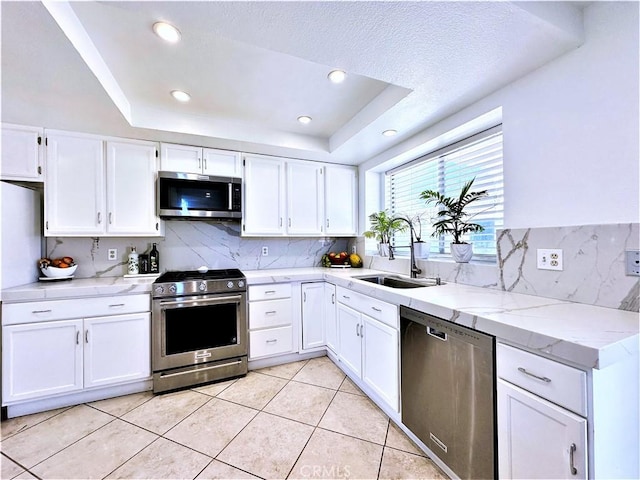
(152, 268, 248, 393)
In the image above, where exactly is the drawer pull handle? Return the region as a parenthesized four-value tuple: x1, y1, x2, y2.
(342, 295, 350, 300)
(265, 290, 276, 295)
(109, 303, 125, 308)
(32, 309, 52, 314)
(371, 306, 382, 312)
(265, 311, 277, 315)
(569, 443, 577, 475)
(266, 339, 278, 344)
(518, 367, 551, 383)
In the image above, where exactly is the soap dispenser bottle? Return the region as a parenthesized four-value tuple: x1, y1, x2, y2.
(128, 246, 139, 275)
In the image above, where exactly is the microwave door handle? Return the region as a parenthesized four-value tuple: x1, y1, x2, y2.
(228, 183, 233, 210)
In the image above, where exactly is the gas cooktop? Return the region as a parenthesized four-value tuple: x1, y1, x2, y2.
(154, 269, 245, 283)
(153, 269, 246, 298)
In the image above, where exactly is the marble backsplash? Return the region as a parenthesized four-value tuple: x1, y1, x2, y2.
(356, 223, 639, 312)
(47, 220, 348, 278)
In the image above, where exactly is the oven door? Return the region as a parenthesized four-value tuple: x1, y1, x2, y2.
(152, 293, 247, 372)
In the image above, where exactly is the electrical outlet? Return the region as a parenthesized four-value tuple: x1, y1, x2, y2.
(537, 248, 563, 271)
(261, 246, 268, 256)
(108, 248, 118, 261)
(626, 250, 640, 276)
(351, 245, 357, 254)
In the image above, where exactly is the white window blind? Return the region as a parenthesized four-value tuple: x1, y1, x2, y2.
(385, 126, 504, 259)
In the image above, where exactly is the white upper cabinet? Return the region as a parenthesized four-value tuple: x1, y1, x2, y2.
(243, 154, 357, 237)
(243, 154, 286, 236)
(45, 130, 161, 237)
(1, 123, 44, 182)
(324, 164, 357, 236)
(106, 140, 161, 235)
(287, 161, 324, 235)
(160, 143, 241, 177)
(45, 131, 106, 236)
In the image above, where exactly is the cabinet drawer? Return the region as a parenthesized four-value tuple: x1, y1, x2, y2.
(2, 294, 151, 325)
(336, 286, 397, 328)
(248, 283, 291, 301)
(249, 326, 293, 359)
(497, 343, 587, 416)
(249, 299, 292, 329)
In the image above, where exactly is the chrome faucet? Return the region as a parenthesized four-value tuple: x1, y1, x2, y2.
(389, 217, 422, 278)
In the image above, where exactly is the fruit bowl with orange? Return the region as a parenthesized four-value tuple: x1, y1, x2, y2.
(39, 257, 77, 278)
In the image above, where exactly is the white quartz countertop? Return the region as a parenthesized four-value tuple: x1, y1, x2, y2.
(3, 267, 638, 370)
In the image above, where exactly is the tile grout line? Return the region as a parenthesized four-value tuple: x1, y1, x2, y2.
(377, 419, 392, 479)
(1, 451, 43, 480)
(0, 406, 73, 442)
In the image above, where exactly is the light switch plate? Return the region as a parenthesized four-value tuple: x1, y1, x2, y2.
(626, 250, 640, 276)
(537, 248, 563, 271)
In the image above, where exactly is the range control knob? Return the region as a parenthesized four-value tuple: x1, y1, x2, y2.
(227, 281, 234, 289)
(198, 281, 207, 292)
(154, 285, 164, 295)
(238, 280, 245, 288)
(169, 284, 177, 294)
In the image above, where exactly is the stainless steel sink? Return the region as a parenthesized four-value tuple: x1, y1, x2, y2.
(353, 274, 444, 289)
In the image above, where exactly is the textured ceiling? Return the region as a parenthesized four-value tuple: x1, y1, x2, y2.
(1, 1, 585, 165)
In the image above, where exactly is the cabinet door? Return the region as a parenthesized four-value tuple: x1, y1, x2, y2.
(325, 284, 338, 353)
(106, 140, 161, 236)
(362, 314, 399, 411)
(324, 165, 357, 236)
(287, 162, 324, 235)
(84, 313, 151, 388)
(301, 282, 326, 350)
(202, 148, 242, 177)
(498, 379, 587, 479)
(160, 143, 202, 174)
(45, 132, 105, 236)
(2, 319, 83, 402)
(337, 303, 362, 377)
(1, 124, 43, 181)
(242, 155, 285, 235)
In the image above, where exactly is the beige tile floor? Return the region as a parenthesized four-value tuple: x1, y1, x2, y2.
(0, 356, 447, 480)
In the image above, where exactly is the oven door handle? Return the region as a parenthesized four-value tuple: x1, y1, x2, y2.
(158, 295, 243, 307)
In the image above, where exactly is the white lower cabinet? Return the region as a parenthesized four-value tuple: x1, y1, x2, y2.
(324, 284, 337, 353)
(83, 313, 151, 388)
(336, 287, 399, 411)
(301, 282, 334, 351)
(2, 295, 151, 405)
(248, 283, 295, 359)
(3, 319, 83, 402)
(498, 379, 587, 479)
(497, 343, 588, 479)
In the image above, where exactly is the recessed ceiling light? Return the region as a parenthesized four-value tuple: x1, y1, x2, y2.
(153, 22, 181, 43)
(297, 116, 312, 124)
(327, 70, 347, 84)
(171, 90, 191, 102)
(382, 129, 397, 137)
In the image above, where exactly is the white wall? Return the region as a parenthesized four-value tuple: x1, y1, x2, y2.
(361, 2, 639, 229)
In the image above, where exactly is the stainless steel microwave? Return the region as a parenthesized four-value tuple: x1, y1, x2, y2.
(158, 171, 242, 219)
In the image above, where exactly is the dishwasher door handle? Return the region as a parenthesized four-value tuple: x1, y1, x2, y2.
(427, 326, 447, 341)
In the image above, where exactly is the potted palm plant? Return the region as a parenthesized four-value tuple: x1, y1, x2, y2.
(363, 210, 406, 256)
(420, 178, 488, 263)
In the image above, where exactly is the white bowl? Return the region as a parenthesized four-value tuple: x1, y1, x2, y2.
(41, 264, 78, 278)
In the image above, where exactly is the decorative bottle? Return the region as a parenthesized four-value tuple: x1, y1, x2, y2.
(150, 243, 159, 273)
(127, 246, 139, 275)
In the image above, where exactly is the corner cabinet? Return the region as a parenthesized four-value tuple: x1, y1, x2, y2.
(242, 154, 357, 237)
(1, 123, 44, 182)
(44, 131, 162, 237)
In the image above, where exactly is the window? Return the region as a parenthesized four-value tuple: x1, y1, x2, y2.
(385, 125, 503, 260)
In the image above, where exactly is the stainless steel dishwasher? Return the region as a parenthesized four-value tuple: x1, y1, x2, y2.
(400, 306, 496, 480)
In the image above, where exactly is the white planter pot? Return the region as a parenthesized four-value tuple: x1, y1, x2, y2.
(378, 243, 391, 257)
(451, 243, 473, 263)
(413, 242, 429, 259)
